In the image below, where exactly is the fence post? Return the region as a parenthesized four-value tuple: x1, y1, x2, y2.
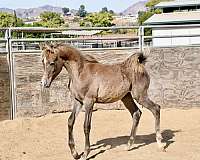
(139, 26, 141, 51)
(141, 26, 144, 52)
(7, 28, 16, 120)
(22, 31, 25, 50)
(5, 29, 9, 52)
(139, 26, 144, 52)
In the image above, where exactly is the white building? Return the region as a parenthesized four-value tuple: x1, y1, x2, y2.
(144, 0, 200, 47)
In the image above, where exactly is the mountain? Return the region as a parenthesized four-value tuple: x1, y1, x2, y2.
(15, 5, 63, 18)
(0, 5, 78, 19)
(0, 8, 13, 14)
(0, 2, 147, 19)
(121, 1, 147, 16)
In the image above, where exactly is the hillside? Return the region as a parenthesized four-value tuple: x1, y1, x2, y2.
(0, 1, 147, 19)
(0, 5, 77, 19)
(15, 5, 63, 18)
(0, 8, 13, 14)
(122, 1, 147, 15)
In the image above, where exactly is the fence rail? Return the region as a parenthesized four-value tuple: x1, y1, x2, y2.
(4, 26, 139, 31)
(11, 37, 138, 42)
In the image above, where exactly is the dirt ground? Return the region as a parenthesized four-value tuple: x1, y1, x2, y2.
(0, 108, 200, 160)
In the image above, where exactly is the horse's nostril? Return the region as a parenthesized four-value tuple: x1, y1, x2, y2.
(41, 79, 47, 86)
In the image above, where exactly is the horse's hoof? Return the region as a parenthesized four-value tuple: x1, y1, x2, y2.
(72, 152, 81, 159)
(162, 148, 167, 152)
(80, 156, 86, 160)
(159, 143, 167, 152)
(125, 144, 133, 151)
(159, 146, 166, 152)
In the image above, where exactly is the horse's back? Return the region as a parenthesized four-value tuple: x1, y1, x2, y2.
(81, 63, 131, 103)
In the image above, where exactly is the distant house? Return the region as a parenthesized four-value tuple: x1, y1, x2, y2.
(64, 11, 73, 16)
(112, 15, 137, 26)
(144, 0, 200, 47)
(23, 19, 39, 25)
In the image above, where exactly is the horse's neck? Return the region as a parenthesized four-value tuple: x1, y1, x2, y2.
(63, 59, 84, 81)
(59, 47, 83, 78)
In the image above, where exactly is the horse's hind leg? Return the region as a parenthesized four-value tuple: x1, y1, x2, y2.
(68, 99, 82, 159)
(139, 96, 165, 151)
(121, 92, 142, 151)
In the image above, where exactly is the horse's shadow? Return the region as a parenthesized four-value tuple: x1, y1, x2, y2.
(88, 129, 181, 160)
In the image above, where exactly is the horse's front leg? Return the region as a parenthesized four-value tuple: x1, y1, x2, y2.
(81, 98, 94, 160)
(68, 99, 82, 159)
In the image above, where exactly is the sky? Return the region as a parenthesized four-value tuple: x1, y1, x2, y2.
(0, 0, 142, 12)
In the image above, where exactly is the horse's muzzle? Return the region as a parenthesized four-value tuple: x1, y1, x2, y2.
(41, 78, 51, 88)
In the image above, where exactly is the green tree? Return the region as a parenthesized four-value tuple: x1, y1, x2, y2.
(101, 7, 108, 13)
(138, 9, 161, 25)
(0, 12, 24, 27)
(38, 11, 64, 27)
(62, 7, 70, 16)
(109, 10, 115, 15)
(77, 5, 87, 17)
(80, 12, 114, 27)
(100, 7, 115, 15)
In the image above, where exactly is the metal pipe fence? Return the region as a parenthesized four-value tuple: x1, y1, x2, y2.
(1, 24, 200, 119)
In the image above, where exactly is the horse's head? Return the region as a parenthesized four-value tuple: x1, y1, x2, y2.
(40, 43, 64, 88)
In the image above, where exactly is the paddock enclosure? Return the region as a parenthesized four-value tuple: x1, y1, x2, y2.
(1, 26, 200, 119)
(1, 47, 200, 119)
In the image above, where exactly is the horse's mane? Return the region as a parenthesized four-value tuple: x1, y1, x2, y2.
(54, 43, 98, 63)
(83, 54, 99, 63)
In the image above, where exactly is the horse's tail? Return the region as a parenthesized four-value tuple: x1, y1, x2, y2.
(137, 53, 147, 65)
(130, 52, 147, 75)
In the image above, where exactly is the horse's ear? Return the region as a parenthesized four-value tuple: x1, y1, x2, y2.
(40, 42, 52, 50)
(52, 42, 58, 49)
(39, 42, 46, 50)
(52, 42, 64, 48)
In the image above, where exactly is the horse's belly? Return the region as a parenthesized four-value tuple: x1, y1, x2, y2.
(96, 81, 130, 103)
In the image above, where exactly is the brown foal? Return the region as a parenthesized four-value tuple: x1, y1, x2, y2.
(40, 43, 165, 160)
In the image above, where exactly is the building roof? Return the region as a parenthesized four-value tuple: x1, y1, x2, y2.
(61, 30, 102, 36)
(144, 11, 200, 25)
(155, 0, 200, 8)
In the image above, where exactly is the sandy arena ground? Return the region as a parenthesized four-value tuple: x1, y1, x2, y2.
(0, 108, 200, 160)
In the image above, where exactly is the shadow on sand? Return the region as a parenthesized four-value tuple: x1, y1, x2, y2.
(88, 129, 181, 160)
